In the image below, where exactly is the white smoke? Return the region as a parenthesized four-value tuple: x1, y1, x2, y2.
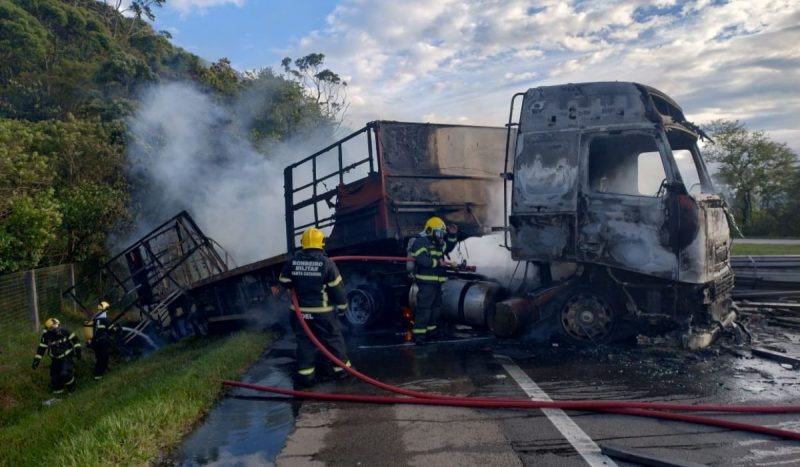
(125, 82, 335, 264)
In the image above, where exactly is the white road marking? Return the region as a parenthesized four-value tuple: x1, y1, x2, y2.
(500, 359, 617, 467)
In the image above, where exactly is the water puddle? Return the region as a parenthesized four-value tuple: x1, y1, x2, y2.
(172, 338, 298, 466)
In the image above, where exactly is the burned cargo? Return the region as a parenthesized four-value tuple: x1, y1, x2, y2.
(501, 82, 734, 346)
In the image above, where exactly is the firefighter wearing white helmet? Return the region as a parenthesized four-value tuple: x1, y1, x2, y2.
(32, 317, 82, 394)
(279, 227, 352, 387)
(408, 216, 459, 344)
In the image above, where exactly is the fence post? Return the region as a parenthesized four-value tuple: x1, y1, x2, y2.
(68, 263, 77, 313)
(25, 270, 39, 332)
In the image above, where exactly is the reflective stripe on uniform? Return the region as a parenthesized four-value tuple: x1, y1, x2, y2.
(427, 325, 437, 331)
(336, 303, 347, 310)
(411, 247, 428, 257)
(332, 360, 352, 372)
(430, 251, 443, 257)
(412, 328, 427, 334)
(327, 275, 343, 287)
(415, 274, 443, 282)
(431, 258, 438, 268)
(298, 367, 315, 376)
(289, 305, 334, 313)
(279, 275, 292, 283)
(34, 355, 42, 360)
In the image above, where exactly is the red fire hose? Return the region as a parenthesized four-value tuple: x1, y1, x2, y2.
(223, 255, 800, 441)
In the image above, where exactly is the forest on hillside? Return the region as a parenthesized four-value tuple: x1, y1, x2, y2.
(0, 0, 344, 273)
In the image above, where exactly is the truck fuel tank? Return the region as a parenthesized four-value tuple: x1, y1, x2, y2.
(440, 279, 503, 328)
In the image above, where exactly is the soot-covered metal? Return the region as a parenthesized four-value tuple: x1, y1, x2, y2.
(507, 82, 734, 346)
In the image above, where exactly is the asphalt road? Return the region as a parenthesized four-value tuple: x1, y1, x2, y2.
(174, 320, 800, 466)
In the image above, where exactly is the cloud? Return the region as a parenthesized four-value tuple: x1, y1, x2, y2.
(168, 0, 244, 15)
(279, 0, 799, 151)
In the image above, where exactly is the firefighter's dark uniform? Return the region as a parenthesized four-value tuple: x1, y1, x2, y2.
(33, 328, 82, 393)
(279, 248, 351, 383)
(410, 232, 458, 339)
(90, 313, 118, 380)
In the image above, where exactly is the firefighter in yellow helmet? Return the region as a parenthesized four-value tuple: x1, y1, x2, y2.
(32, 317, 82, 394)
(408, 216, 459, 344)
(88, 300, 119, 380)
(279, 227, 352, 387)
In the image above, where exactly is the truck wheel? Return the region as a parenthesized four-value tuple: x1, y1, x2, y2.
(557, 289, 616, 345)
(345, 286, 383, 331)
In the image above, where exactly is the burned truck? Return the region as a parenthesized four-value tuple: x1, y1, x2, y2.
(74, 82, 733, 349)
(500, 82, 734, 346)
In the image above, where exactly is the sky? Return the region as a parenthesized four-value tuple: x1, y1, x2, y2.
(149, 0, 800, 152)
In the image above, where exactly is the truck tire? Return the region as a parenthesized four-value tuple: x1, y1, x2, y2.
(555, 287, 618, 345)
(343, 284, 384, 332)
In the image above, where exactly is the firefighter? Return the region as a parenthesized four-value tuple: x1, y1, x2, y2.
(32, 318, 82, 394)
(88, 300, 119, 380)
(409, 216, 458, 344)
(279, 227, 352, 387)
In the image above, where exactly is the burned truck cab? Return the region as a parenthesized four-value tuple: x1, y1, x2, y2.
(508, 82, 734, 346)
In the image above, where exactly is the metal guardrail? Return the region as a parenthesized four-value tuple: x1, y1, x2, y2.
(731, 255, 800, 298)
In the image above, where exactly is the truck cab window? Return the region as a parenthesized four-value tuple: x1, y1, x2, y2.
(672, 149, 702, 194)
(667, 129, 712, 194)
(587, 133, 666, 197)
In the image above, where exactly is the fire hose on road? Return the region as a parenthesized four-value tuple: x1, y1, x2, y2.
(224, 255, 800, 441)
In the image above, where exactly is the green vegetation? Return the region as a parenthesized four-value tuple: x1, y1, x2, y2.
(0, 328, 271, 466)
(0, 0, 345, 275)
(731, 243, 800, 256)
(704, 120, 800, 236)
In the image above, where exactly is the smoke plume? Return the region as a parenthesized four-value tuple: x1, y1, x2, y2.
(124, 82, 333, 264)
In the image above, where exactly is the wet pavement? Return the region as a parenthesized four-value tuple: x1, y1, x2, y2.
(173, 319, 800, 466)
(171, 336, 299, 466)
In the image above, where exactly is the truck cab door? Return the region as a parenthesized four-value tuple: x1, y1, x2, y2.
(577, 129, 680, 280)
(508, 131, 579, 261)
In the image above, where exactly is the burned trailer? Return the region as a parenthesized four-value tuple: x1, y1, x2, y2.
(63, 211, 234, 349)
(283, 121, 511, 329)
(502, 82, 734, 346)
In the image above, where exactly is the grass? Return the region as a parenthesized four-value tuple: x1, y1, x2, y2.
(0, 326, 271, 467)
(731, 243, 800, 256)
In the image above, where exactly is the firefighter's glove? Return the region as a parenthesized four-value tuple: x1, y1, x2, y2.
(32, 359, 40, 370)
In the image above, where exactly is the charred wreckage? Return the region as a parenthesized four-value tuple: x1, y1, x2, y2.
(68, 82, 744, 350)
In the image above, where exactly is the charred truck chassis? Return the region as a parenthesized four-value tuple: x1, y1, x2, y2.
(282, 121, 509, 330)
(502, 82, 734, 346)
(177, 121, 510, 334)
(126, 83, 734, 349)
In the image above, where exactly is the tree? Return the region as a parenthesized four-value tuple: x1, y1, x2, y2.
(32, 116, 129, 264)
(98, 0, 166, 41)
(282, 53, 349, 123)
(703, 120, 798, 228)
(239, 68, 330, 143)
(202, 57, 241, 96)
(0, 120, 62, 272)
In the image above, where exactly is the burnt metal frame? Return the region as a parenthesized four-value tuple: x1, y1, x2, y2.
(62, 211, 230, 331)
(503, 92, 526, 250)
(284, 123, 380, 251)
